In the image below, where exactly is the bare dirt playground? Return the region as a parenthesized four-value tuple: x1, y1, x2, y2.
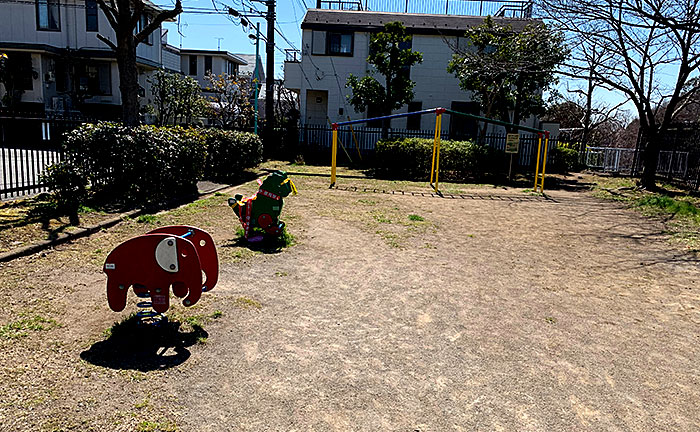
(1, 166, 699, 431)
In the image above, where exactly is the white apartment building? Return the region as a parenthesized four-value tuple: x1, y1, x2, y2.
(0, 0, 171, 117)
(285, 9, 539, 137)
(179, 49, 247, 93)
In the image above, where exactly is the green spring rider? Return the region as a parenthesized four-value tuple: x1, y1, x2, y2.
(228, 170, 297, 241)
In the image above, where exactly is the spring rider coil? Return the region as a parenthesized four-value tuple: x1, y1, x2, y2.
(228, 170, 297, 241)
(103, 225, 219, 322)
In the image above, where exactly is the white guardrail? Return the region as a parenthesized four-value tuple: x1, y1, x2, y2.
(585, 147, 689, 177)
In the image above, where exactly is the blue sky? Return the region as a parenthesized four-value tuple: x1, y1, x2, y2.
(158, 0, 308, 79)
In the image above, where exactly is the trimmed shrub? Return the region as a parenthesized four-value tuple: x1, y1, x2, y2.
(375, 137, 504, 181)
(202, 129, 263, 182)
(548, 146, 582, 174)
(40, 161, 88, 225)
(60, 123, 207, 205)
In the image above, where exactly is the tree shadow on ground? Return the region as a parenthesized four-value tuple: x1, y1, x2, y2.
(80, 314, 207, 371)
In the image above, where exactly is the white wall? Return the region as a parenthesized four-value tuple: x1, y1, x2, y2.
(295, 29, 371, 125)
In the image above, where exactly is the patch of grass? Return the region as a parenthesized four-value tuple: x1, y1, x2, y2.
(134, 398, 150, 409)
(211, 310, 223, 319)
(214, 192, 226, 196)
(357, 199, 376, 205)
(275, 271, 288, 277)
(376, 230, 401, 248)
(184, 315, 205, 328)
(233, 296, 262, 310)
(373, 213, 392, 223)
(408, 214, 424, 222)
(0, 313, 60, 339)
(78, 205, 98, 214)
(235, 226, 296, 251)
(636, 195, 700, 218)
(590, 175, 700, 252)
(137, 420, 178, 432)
(545, 316, 557, 324)
(137, 214, 159, 224)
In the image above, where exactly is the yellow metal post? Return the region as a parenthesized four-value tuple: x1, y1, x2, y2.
(331, 127, 338, 187)
(539, 132, 550, 192)
(430, 114, 440, 186)
(348, 117, 363, 161)
(434, 114, 443, 193)
(533, 133, 543, 192)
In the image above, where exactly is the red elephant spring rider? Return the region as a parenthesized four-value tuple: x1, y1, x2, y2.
(103, 225, 219, 322)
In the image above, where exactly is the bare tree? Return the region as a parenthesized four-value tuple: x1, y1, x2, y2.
(538, 0, 700, 189)
(205, 72, 255, 129)
(94, 0, 182, 126)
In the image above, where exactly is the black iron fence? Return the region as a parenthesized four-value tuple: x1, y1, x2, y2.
(0, 115, 90, 199)
(298, 124, 556, 167)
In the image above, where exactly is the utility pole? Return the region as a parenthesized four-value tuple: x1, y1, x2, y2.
(253, 23, 260, 135)
(265, 0, 275, 130)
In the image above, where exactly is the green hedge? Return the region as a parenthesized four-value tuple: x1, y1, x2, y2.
(61, 123, 206, 204)
(375, 137, 505, 181)
(203, 128, 263, 182)
(55, 124, 263, 205)
(548, 146, 583, 174)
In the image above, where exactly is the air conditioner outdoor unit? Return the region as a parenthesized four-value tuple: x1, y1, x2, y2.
(52, 97, 65, 112)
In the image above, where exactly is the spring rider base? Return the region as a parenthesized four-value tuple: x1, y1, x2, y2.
(228, 170, 297, 241)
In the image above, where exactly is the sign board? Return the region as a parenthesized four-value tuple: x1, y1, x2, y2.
(505, 133, 520, 153)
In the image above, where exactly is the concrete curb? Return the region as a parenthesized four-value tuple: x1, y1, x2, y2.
(0, 183, 235, 264)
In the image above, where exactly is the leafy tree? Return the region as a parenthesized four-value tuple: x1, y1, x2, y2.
(447, 17, 567, 135)
(148, 70, 208, 125)
(346, 21, 423, 136)
(205, 72, 254, 129)
(94, 0, 182, 126)
(538, 0, 700, 189)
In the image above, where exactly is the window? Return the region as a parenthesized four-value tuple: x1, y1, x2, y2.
(36, 0, 60, 30)
(399, 38, 412, 79)
(189, 55, 197, 75)
(406, 101, 422, 130)
(204, 56, 212, 75)
(367, 104, 383, 128)
(311, 31, 326, 55)
(85, 0, 98, 31)
(6, 53, 35, 91)
(135, 14, 153, 44)
(327, 32, 353, 56)
(78, 62, 111, 96)
(311, 31, 353, 56)
(449, 101, 480, 139)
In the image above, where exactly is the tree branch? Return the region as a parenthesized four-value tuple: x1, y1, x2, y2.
(136, 0, 183, 45)
(96, 33, 118, 51)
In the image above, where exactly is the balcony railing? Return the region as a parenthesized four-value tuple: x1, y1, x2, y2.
(285, 49, 301, 63)
(316, 0, 533, 17)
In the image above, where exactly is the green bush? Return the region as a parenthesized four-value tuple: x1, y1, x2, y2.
(61, 123, 206, 205)
(548, 146, 582, 174)
(375, 138, 504, 181)
(202, 129, 263, 181)
(40, 161, 87, 225)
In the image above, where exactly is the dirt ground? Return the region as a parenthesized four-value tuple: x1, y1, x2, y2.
(1, 166, 699, 431)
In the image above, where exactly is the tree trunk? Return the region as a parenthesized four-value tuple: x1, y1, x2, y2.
(640, 130, 660, 189)
(116, 38, 141, 126)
